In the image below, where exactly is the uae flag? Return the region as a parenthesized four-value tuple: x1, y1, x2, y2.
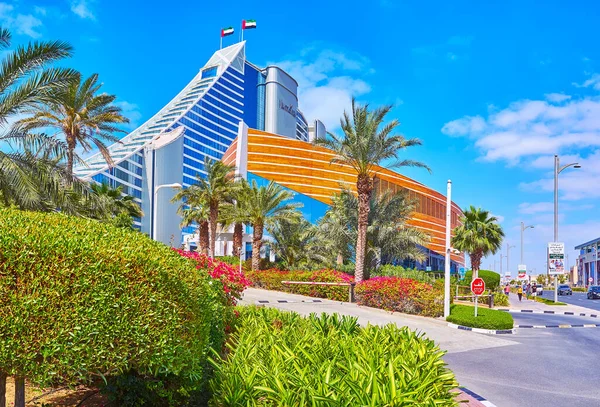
(221, 27, 234, 37)
(242, 19, 257, 29)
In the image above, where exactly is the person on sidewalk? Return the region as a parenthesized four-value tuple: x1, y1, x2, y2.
(526, 283, 531, 299)
(517, 285, 523, 302)
(504, 283, 510, 296)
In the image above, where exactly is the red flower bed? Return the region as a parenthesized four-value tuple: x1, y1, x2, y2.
(355, 277, 443, 317)
(174, 249, 250, 305)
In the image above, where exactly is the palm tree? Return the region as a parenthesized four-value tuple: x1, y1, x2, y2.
(267, 217, 323, 270)
(173, 158, 235, 257)
(87, 182, 143, 226)
(316, 193, 353, 267)
(219, 197, 247, 258)
(16, 72, 129, 181)
(0, 25, 79, 407)
(451, 206, 504, 280)
(180, 205, 209, 255)
(172, 183, 210, 255)
(315, 98, 429, 282)
(0, 28, 80, 212)
(238, 179, 301, 271)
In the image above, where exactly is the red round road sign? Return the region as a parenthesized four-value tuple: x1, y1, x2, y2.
(589, 277, 594, 283)
(471, 278, 486, 295)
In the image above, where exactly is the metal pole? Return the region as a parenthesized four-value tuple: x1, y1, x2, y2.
(554, 154, 559, 303)
(153, 189, 158, 241)
(520, 222, 524, 264)
(507, 243, 510, 279)
(444, 180, 452, 318)
(474, 296, 478, 317)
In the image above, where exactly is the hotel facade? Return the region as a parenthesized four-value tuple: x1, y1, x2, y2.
(75, 42, 465, 272)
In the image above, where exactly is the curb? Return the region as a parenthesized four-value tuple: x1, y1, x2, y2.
(499, 309, 599, 318)
(459, 387, 497, 407)
(447, 323, 514, 335)
(255, 299, 323, 304)
(515, 323, 600, 329)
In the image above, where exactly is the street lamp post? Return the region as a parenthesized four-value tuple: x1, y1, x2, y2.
(520, 222, 534, 265)
(506, 243, 515, 279)
(444, 180, 452, 318)
(553, 154, 581, 302)
(153, 183, 182, 241)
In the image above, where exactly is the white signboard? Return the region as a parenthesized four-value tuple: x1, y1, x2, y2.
(548, 242, 565, 275)
(518, 264, 527, 279)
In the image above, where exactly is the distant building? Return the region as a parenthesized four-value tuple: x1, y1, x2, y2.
(574, 237, 600, 286)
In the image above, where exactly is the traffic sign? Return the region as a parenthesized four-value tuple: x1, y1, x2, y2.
(471, 278, 486, 295)
(589, 277, 593, 283)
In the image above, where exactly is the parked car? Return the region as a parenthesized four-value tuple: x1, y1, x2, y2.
(558, 284, 572, 295)
(535, 285, 543, 295)
(587, 286, 600, 300)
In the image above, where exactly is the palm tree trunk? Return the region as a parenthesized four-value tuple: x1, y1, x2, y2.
(252, 221, 264, 271)
(65, 135, 76, 185)
(14, 377, 25, 407)
(233, 222, 243, 257)
(471, 250, 482, 280)
(0, 371, 6, 407)
(209, 201, 218, 258)
(355, 174, 373, 283)
(199, 221, 209, 255)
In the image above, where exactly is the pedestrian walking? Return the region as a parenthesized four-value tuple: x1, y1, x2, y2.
(504, 283, 510, 296)
(526, 283, 531, 299)
(517, 285, 523, 302)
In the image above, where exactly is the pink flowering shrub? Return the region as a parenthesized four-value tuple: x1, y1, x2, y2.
(246, 268, 354, 301)
(355, 277, 443, 317)
(174, 249, 250, 305)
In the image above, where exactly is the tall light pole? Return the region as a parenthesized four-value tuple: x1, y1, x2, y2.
(499, 253, 504, 276)
(153, 183, 182, 241)
(520, 222, 534, 265)
(553, 154, 581, 302)
(444, 180, 452, 318)
(506, 243, 515, 279)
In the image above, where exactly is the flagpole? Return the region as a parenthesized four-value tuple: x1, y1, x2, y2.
(220, 34, 222, 50)
(241, 21, 244, 42)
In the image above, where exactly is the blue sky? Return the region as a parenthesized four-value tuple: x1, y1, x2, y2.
(3, 0, 600, 278)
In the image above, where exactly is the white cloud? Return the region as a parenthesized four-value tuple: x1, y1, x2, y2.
(544, 93, 571, 103)
(273, 48, 373, 130)
(34, 6, 47, 16)
(70, 0, 96, 20)
(0, 3, 43, 38)
(518, 202, 554, 214)
(572, 73, 600, 90)
(442, 94, 600, 163)
(491, 214, 504, 223)
(114, 101, 142, 130)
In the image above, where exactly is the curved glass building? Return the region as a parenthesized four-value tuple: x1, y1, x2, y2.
(75, 42, 322, 243)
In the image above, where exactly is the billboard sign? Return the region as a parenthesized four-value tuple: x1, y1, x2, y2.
(548, 242, 565, 275)
(518, 264, 527, 279)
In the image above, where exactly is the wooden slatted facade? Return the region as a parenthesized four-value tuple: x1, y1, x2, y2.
(223, 128, 465, 265)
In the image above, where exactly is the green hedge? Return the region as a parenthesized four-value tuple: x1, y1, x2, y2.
(0, 209, 228, 404)
(446, 304, 514, 330)
(533, 296, 567, 306)
(572, 287, 586, 292)
(493, 292, 509, 306)
(209, 307, 458, 406)
(462, 269, 501, 291)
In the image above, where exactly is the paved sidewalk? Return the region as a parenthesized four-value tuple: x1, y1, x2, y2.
(501, 292, 597, 314)
(241, 288, 516, 354)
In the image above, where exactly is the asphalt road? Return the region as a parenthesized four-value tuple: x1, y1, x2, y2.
(445, 312, 600, 407)
(538, 290, 600, 311)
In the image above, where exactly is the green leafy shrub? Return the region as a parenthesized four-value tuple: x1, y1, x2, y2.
(373, 264, 436, 283)
(0, 209, 228, 405)
(493, 292, 509, 306)
(355, 277, 443, 317)
(246, 268, 353, 301)
(462, 269, 501, 291)
(572, 287, 586, 292)
(209, 307, 458, 406)
(446, 304, 514, 330)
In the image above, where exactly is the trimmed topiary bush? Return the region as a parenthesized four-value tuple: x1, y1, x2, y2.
(446, 304, 514, 330)
(0, 208, 229, 405)
(209, 307, 459, 406)
(462, 269, 501, 291)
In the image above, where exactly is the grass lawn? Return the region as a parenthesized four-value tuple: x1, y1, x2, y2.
(446, 304, 514, 330)
(533, 296, 567, 305)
